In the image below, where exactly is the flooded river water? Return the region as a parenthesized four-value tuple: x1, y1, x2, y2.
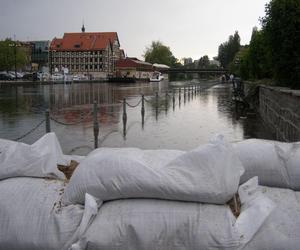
(0, 80, 274, 155)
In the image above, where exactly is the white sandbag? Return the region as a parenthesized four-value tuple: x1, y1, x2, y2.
(71, 199, 241, 250)
(234, 139, 300, 190)
(0, 177, 98, 250)
(236, 177, 276, 247)
(63, 136, 244, 205)
(0, 133, 85, 180)
(71, 179, 275, 250)
(243, 185, 300, 249)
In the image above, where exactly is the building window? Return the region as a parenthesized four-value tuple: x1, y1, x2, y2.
(90, 58, 93, 63)
(94, 64, 98, 70)
(90, 65, 93, 70)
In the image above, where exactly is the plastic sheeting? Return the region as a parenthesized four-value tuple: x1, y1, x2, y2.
(63, 136, 244, 205)
(0, 133, 85, 180)
(234, 139, 300, 190)
(0, 177, 98, 250)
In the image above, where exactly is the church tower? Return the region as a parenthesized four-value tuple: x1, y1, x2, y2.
(81, 23, 85, 33)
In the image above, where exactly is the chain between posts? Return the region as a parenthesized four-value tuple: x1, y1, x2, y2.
(49, 111, 93, 126)
(13, 119, 45, 141)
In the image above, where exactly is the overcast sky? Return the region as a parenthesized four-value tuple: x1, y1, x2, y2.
(0, 0, 269, 60)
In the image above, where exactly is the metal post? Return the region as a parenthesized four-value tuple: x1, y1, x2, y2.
(123, 98, 127, 124)
(45, 109, 50, 133)
(179, 87, 181, 102)
(141, 94, 145, 117)
(165, 92, 168, 114)
(122, 98, 127, 138)
(141, 94, 145, 129)
(184, 87, 186, 103)
(172, 89, 175, 111)
(93, 101, 99, 148)
(155, 92, 159, 121)
(194, 85, 197, 95)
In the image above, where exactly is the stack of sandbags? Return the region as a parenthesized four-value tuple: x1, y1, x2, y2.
(234, 139, 300, 190)
(63, 135, 244, 205)
(0, 133, 96, 250)
(0, 132, 85, 180)
(0, 177, 97, 250)
(243, 184, 300, 249)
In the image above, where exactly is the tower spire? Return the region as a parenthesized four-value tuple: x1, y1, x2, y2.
(81, 20, 85, 32)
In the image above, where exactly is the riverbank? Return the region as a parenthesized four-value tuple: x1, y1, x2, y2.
(243, 81, 300, 142)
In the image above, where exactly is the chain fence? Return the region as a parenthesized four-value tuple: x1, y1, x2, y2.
(9, 83, 216, 150)
(13, 119, 45, 141)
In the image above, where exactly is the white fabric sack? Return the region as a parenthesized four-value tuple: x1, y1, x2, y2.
(0, 177, 98, 250)
(71, 178, 275, 250)
(71, 199, 241, 250)
(234, 139, 300, 190)
(0, 133, 85, 180)
(63, 136, 244, 205)
(243, 185, 300, 249)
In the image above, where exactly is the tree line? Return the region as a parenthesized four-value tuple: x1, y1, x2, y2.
(217, 0, 299, 89)
(0, 39, 28, 72)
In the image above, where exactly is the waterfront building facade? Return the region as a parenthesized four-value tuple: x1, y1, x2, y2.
(115, 58, 153, 80)
(30, 40, 50, 71)
(49, 28, 123, 78)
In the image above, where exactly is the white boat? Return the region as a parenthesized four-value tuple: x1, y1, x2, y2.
(150, 71, 164, 82)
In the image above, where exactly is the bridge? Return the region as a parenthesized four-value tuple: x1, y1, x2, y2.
(162, 68, 228, 74)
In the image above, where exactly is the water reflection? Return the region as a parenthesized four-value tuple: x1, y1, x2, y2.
(0, 81, 274, 155)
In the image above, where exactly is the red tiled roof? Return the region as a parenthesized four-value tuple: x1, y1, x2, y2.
(50, 32, 118, 51)
(116, 58, 153, 70)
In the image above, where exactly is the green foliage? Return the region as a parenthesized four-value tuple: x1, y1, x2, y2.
(261, 0, 300, 87)
(198, 55, 210, 68)
(229, 46, 250, 79)
(144, 41, 177, 67)
(217, 31, 241, 69)
(247, 27, 272, 79)
(0, 39, 28, 71)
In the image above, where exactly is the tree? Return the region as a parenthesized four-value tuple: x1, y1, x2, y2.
(0, 39, 28, 71)
(198, 55, 210, 68)
(143, 41, 177, 67)
(217, 31, 241, 69)
(229, 46, 250, 79)
(247, 27, 272, 79)
(261, 0, 300, 87)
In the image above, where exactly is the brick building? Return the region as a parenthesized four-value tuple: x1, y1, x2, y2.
(49, 26, 123, 78)
(116, 58, 153, 80)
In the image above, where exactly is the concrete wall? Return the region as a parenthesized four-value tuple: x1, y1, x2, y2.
(259, 85, 300, 141)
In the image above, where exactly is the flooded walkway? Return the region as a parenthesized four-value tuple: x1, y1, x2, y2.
(0, 80, 274, 154)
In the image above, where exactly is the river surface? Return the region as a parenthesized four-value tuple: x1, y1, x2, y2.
(0, 80, 274, 155)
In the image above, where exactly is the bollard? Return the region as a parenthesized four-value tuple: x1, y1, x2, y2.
(179, 88, 181, 102)
(141, 94, 145, 117)
(184, 87, 186, 103)
(194, 85, 197, 95)
(93, 101, 99, 149)
(172, 89, 175, 111)
(165, 92, 168, 113)
(122, 98, 127, 124)
(141, 94, 145, 129)
(155, 92, 159, 121)
(45, 109, 51, 133)
(122, 98, 127, 138)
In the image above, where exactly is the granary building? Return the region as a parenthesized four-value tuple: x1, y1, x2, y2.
(49, 25, 124, 78)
